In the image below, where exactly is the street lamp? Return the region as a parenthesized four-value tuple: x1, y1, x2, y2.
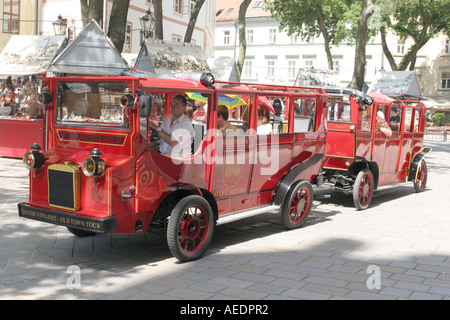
(52, 14, 67, 36)
(140, 8, 156, 39)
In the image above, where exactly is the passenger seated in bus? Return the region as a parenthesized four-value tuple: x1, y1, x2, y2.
(149, 94, 194, 158)
(193, 100, 207, 120)
(376, 111, 392, 137)
(217, 105, 238, 136)
(257, 108, 272, 135)
(184, 105, 194, 123)
(389, 107, 401, 131)
(272, 98, 283, 118)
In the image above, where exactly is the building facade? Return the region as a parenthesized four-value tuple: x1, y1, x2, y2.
(214, 0, 384, 87)
(214, 0, 450, 113)
(0, 0, 43, 49)
(1, 0, 216, 57)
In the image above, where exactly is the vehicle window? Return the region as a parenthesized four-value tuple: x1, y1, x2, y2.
(388, 105, 402, 132)
(294, 97, 316, 132)
(375, 105, 390, 134)
(404, 107, 413, 132)
(360, 104, 373, 131)
(56, 81, 128, 128)
(413, 108, 421, 132)
(327, 101, 351, 122)
(254, 95, 288, 135)
(185, 92, 210, 153)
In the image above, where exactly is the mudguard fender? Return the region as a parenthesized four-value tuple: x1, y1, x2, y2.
(408, 147, 432, 182)
(272, 153, 324, 206)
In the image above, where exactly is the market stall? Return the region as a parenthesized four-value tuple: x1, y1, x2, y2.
(0, 35, 66, 158)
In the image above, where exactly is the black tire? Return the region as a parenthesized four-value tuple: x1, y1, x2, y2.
(414, 160, 427, 193)
(281, 180, 313, 229)
(167, 195, 215, 262)
(67, 227, 96, 237)
(352, 168, 374, 210)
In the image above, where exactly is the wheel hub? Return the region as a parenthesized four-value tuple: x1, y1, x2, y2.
(296, 198, 306, 213)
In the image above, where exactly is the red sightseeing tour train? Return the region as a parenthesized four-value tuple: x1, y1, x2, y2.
(18, 73, 328, 261)
(17, 73, 430, 261)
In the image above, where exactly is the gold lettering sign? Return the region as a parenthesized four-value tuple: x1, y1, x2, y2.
(20, 207, 101, 231)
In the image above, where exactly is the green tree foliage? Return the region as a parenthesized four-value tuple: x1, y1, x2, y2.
(265, 0, 356, 70)
(431, 113, 450, 127)
(377, 0, 450, 71)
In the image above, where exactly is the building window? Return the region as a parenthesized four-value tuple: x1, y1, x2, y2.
(244, 60, 253, 79)
(269, 29, 276, 44)
(397, 40, 405, 54)
(175, 0, 183, 14)
(223, 31, 230, 45)
(288, 60, 296, 79)
(3, 0, 20, 34)
(246, 29, 253, 44)
(224, 8, 233, 16)
(333, 60, 340, 71)
(442, 72, 450, 89)
(445, 39, 450, 54)
(267, 60, 275, 77)
(253, 1, 265, 8)
(290, 34, 298, 43)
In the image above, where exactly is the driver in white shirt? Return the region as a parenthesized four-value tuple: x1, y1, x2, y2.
(149, 95, 194, 158)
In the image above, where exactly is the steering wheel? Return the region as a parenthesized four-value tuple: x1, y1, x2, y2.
(149, 126, 160, 142)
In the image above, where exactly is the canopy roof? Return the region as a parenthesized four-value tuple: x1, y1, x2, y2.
(368, 71, 422, 98)
(48, 20, 129, 76)
(0, 35, 67, 77)
(135, 39, 210, 75)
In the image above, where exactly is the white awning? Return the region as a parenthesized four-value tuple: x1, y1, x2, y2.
(0, 35, 67, 77)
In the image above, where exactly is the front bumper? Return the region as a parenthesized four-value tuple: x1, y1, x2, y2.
(18, 203, 116, 233)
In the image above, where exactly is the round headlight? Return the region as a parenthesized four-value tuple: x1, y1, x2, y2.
(82, 157, 96, 177)
(23, 151, 35, 170)
(82, 149, 105, 177)
(23, 145, 45, 170)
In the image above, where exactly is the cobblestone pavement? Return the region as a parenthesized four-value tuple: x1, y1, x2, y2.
(0, 141, 449, 301)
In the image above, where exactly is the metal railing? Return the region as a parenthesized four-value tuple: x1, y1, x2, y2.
(424, 128, 448, 141)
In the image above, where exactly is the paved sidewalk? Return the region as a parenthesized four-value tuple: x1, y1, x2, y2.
(0, 140, 449, 300)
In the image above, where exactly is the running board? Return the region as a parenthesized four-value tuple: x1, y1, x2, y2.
(216, 205, 280, 226)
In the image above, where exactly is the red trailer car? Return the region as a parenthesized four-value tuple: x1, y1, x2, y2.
(321, 88, 431, 210)
(18, 74, 329, 261)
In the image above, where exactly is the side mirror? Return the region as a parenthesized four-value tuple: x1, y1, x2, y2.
(139, 95, 152, 118)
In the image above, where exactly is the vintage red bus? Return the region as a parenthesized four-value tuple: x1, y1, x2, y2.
(18, 73, 328, 261)
(321, 88, 430, 210)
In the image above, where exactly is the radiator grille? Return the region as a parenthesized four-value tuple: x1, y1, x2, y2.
(48, 162, 81, 211)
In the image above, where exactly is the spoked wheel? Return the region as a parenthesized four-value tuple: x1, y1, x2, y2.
(167, 195, 214, 262)
(353, 168, 374, 210)
(414, 160, 427, 193)
(281, 180, 313, 229)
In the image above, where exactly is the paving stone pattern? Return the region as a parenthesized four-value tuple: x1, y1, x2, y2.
(0, 141, 449, 300)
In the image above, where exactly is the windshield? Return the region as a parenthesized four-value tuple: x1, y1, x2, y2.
(55, 81, 129, 128)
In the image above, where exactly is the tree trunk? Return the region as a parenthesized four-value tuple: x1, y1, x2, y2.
(184, 0, 206, 43)
(153, 0, 164, 40)
(107, 0, 130, 53)
(349, 0, 374, 91)
(380, 26, 397, 70)
(236, 0, 252, 81)
(316, 9, 333, 70)
(80, 0, 103, 27)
